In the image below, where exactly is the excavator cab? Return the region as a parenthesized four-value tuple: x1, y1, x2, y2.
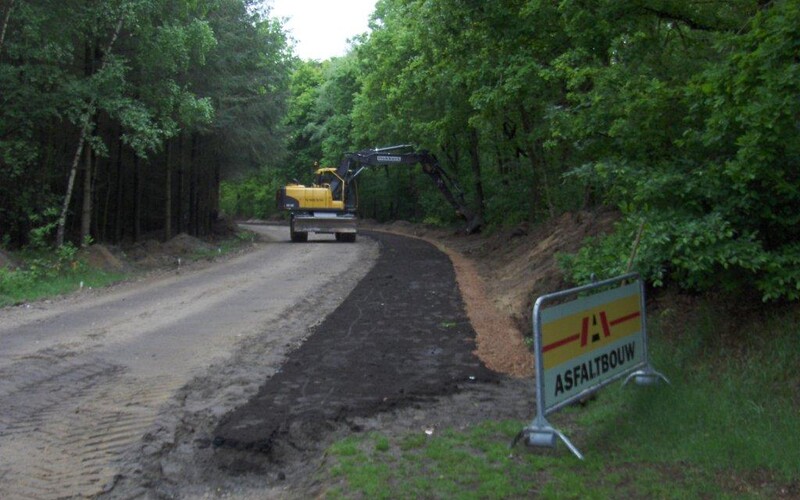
(313, 167, 350, 205)
(314, 169, 336, 189)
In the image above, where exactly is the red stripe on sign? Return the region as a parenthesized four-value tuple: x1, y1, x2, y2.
(580, 316, 589, 346)
(610, 311, 641, 326)
(543, 333, 580, 353)
(600, 311, 611, 337)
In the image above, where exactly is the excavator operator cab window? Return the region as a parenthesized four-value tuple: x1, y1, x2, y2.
(315, 171, 334, 187)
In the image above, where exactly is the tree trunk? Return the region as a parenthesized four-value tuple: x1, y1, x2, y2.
(114, 134, 123, 243)
(520, 107, 543, 219)
(467, 128, 485, 221)
(80, 139, 93, 246)
(212, 152, 220, 225)
(56, 131, 87, 247)
(133, 154, 141, 241)
(177, 132, 185, 234)
(0, 0, 14, 56)
(539, 150, 556, 219)
(101, 152, 111, 243)
(189, 134, 198, 235)
(55, 18, 124, 247)
(164, 141, 172, 241)
(79, 41, 96, 247)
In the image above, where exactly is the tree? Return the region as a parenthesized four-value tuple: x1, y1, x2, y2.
(0, 0, 292, 248)
(558, 0, 800, 301)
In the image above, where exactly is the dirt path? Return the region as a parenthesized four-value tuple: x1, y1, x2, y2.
(0, 225, 378, 499)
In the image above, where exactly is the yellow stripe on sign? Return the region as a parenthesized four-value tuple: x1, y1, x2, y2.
(542, 293, 642, 370)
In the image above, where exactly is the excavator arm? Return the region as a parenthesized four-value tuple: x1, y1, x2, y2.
(333, 145, 483, 234)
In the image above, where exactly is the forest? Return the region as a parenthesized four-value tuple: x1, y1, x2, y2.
(0, 0, 291, 248)
(2, 0, 798, 301)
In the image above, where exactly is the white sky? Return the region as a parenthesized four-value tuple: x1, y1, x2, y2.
(266, 0, 377, 61)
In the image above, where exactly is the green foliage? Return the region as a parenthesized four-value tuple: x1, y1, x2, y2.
(4, 0, 798, 299)
(282, 60, 326, 178)
(273, 0, 800, 299)
(1, 0, 292, 248)
(560, 208, 767, 294)
(200, 1, 293, 177)
(0, 243, 120, 307)
(562, 1, 800, 301)
(219, 169, 284, 219)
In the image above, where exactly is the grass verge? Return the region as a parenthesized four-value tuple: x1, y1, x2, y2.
(0, 243, 128, 307)
(0, 266, 127, 307)
(321, 301, 800, 498)
(184, 230, 259, 261)
(0, 231, 258, 307)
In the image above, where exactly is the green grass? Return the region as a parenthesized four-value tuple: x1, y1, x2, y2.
(0, 259, 127, 307)
(186, 230, 258, 260)
(0, 231, 257, 307)
(321, 302, 800, 498)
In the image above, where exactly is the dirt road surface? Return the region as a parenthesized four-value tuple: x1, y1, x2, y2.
(107, 230, 532, 499)
(0, 225, 378, 499)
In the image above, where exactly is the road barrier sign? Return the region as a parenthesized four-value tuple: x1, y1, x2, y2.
(516, 273, 668, 459)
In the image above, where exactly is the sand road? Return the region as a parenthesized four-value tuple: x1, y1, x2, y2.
(0, 225, 378, 499)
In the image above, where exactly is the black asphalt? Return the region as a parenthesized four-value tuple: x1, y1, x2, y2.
(213, 231, 498, 453)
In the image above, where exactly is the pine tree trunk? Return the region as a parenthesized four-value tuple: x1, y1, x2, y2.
(164, 141, 172, 241)
(133, 155, 141, 242)
(114, 135, 123, 243)
(101, 152, 111, 243)
(80, 139, 93, 246)
(189, 134, 198, 236)
(177, 133, 185, 234)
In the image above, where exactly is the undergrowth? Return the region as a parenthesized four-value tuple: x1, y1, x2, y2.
(0, 244, 126, 307)
(0, 231, 257, 307)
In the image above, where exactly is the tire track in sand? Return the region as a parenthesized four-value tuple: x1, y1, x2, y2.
(0, 226, 378, 499)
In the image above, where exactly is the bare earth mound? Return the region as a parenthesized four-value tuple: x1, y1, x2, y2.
(78, 244, 126, 272)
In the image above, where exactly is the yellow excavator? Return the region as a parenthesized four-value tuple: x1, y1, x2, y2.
(275, 145, 482, 242)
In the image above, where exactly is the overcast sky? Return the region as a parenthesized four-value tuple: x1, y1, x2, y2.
(267, 0, 377, 61)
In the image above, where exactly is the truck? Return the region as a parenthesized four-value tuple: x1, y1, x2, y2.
(275, 145, 482, 242)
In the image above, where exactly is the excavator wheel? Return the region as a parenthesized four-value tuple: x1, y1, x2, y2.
(335, 232, 356, 243)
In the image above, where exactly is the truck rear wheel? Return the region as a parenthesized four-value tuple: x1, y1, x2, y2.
(335, 232, 356, 243)
(290, 217, 308, 242)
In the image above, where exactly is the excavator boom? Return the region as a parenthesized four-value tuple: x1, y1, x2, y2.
(335, 146, 482, 233)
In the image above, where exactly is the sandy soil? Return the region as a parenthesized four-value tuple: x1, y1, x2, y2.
(0, 225, 378, 499)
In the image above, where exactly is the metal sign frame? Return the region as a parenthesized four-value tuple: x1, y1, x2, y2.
(518, 273, 668, 459)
